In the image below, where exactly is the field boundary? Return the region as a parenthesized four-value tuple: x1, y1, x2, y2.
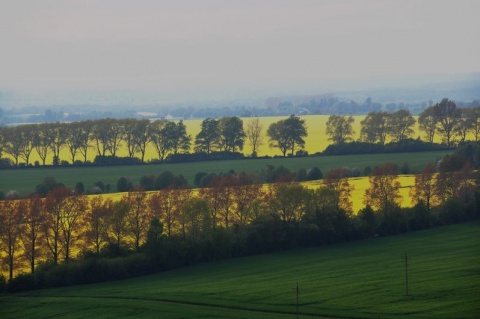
(19, 294, 360, 319)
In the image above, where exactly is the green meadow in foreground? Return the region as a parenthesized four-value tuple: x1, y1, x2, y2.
(0, 150, 451, 196)
(1, 222, 478, 319)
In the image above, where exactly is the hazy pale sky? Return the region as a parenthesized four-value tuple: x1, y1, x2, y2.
(1, 0, 479, 98)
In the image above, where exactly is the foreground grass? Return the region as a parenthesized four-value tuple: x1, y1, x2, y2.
(2, 222, 478, 319)
(0, 150, 450, 196)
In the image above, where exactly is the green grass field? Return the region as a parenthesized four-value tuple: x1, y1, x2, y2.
(0, 150, 451, 196)
(1, 222, 478, 319)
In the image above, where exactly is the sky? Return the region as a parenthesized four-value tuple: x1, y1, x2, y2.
(1, 0, 479, 102)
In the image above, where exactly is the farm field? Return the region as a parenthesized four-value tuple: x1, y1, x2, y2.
(304, 175, 416, 212)
(1, 222, 478, 319)
(1, 114, 463, 166)
(93, 175, 415, 215)
(0, 150, 450, 198)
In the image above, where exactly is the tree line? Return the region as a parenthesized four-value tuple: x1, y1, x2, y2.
(1, 152, 479, 291)
(326, 98, 480, 148)
(1, 98, 479, 167)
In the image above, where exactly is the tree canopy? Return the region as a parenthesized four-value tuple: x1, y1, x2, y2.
(267, 115, 307, 156)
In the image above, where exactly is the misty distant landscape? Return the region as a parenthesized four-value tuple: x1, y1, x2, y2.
(1, 72, 479, 125)
(1, 1, 480, 319)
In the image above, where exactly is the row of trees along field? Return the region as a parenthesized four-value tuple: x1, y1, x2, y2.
(1, 98, 479, 166)
(1, 153, 479, 290)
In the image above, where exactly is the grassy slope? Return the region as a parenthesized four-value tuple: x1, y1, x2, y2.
(1, 222, 478, 319)
(0, 150, 450, 196)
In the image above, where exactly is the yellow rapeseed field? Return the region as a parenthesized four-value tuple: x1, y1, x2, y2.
(98, 174, 416, 214)
(0, 174, 416, 278)
(8, 114, 460, 165)
(301, 174, 415, 213)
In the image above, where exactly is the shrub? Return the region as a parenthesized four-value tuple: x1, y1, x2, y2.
(139, 175, 156, 191)
(194, 172, 208, 186)
(7, 273, 36, 293)
(307, 166, 323, 180)
(295, 168, 308, 181)
(94, 155, 142, 166)
(94, 181, 105, 192)
(117, 177, 133, 192)
(74, 182, 85, 194)
(0, 274, 6, 293)
(0, 158, 13, 168)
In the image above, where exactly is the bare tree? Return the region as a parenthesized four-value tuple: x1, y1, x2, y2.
(245, 118, 264, 157)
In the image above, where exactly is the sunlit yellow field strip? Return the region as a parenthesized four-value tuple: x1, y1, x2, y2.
(301, 175, 415, 213)
(4, 115, 469, 165)
(97, 175, 416, 214)
(0, 175, 416, 278)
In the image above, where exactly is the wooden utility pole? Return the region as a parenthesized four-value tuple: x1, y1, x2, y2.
(405, 253, 409, 296)
(296, 282, 299, 319)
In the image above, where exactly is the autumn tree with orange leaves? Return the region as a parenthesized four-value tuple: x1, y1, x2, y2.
(364, 163, 402, 215)
(59, 191, 87, 263)
(217, 176, 236, 228)
(125, 191, 151, 251)
(324, 168, 354, 215)
(108, 199, 130, 251)
(148, 187, 191, 236)
(44, 187, 69, 265)
(410, 163, 438, 213)
(268, 182, 311, 223)
(180, 197, 210, 241)
(231, 173, 263, 226)
(0, 198, 24, 280)
(85, 197, 112, 255)
(20, 194, 45, 273)
(198, 176, 223, 229)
